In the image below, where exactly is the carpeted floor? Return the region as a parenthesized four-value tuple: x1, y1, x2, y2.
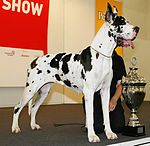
(0, 101, 150, 146)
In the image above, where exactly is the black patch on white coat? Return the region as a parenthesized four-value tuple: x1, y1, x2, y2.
(47, 70, 51, 74)
(80, 46, 92, 72)
(96, 53, 99, 59)
(113, 16, 126, 26)
(50, 53, 66, 69)
(55, 74, 61, 81)
(26, 82, 29, 87)
(63, 79, 71, 87)
(73, 85, 78, 88)
(27, 69, 30, 77)
(61, 54, 72, 74)
(46, 55, 50, 58)
(74, 54, 80, 61)
(81, 69, 85, 80)
(30, 57, 38, 69)
(14, 107, 20, 114)
(37, 69, 42, 74)
(113, 16, 126, 34)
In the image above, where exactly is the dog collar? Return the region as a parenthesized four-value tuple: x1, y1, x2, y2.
(91, 47, 112, 58)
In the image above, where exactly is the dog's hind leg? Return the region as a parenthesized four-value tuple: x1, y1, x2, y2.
(12, 87, 37, 133)
(30, 83, 52, 130)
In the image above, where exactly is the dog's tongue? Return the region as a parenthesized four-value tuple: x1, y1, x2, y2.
(123, 40, 135, 49)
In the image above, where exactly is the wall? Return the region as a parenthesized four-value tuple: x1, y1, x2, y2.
(47, 0, 95, 104)
(0, 0, 95, 107)
(123, 0, 150, 101)
(0, 0, 150, 107)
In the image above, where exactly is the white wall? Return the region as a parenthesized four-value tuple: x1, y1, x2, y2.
(63, 0, 95, 103)
(123, 0, 150, 101)
(0, 0, 95, 107)
(0, 0, 150, 107)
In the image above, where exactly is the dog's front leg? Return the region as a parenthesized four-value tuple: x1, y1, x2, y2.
(83, 88, 100, 143)
(100, 87, 118, 140)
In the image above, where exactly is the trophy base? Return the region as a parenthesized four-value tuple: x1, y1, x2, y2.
(123, 125, 145, 137)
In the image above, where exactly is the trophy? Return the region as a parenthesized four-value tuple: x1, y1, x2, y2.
(122, 57, 146, 136)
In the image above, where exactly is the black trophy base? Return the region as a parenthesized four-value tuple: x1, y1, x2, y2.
(123, 125, 145, 137)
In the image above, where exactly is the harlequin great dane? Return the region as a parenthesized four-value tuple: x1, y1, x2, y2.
(12, 3, 139, 142)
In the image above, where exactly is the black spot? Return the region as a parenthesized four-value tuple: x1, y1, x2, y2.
(37, 70, 42, 74)
(27, 69, 30, 77)
(50, 53, 66, 69)
(47, 70, 50, 74)
(46, 55, 50, 58)
(55, 74, 61, 81)
(38, 90, 42, 95)
(113, 16, 126, 26)
(30, 57, 38, 69)
(26, 82, 29, 87)
(32, 104, 35, 108)
(108, 31, 112, 37)
(14, 107, 20, 114)
(44, 60, 46, 63)
(32, 81, 34, 83)
(63, 79, 71, 87)
(81, 69, 85, 80)
(29, 90, 31, 92)
(116, 26, 123, 33)
(96, 53, 99, 59)
(73, 85, 78, 88)
(74, 54, 80, 61)
(61, 54, 72, 74)
(80, 46, 92, 72)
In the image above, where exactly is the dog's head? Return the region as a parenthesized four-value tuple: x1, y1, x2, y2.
(105, 3, 139, 49)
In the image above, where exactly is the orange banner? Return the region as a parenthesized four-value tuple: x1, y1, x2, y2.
(96, 0, 122, 56)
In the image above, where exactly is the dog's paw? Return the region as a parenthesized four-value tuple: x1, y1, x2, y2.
(88, 134, 100, 143)
(106, 131, 118, 140)
(31, 124, 41, 130)
(12, 126, 21, 133)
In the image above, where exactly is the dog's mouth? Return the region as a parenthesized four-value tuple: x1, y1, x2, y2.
(117, 37, 136, 49)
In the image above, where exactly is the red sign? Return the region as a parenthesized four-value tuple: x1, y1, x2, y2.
(0, 0, 49, 54)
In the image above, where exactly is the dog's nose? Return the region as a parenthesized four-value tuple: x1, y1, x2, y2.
(133, 26, 140, 33)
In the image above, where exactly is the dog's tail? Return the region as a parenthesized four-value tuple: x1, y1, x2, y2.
(28, 100, 32, 115)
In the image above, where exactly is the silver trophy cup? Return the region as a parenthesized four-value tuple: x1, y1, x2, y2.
(122, 57, 146, 136)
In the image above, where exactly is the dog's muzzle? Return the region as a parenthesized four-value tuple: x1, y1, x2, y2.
(117, 26, 140, 49)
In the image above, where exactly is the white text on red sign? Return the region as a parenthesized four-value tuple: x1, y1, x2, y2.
(2, 0, 44, 16)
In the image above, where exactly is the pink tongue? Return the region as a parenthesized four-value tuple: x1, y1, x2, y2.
(123, 40, 135, 49)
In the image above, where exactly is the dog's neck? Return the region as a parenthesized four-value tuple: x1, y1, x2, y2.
(91, 23, 117, 57)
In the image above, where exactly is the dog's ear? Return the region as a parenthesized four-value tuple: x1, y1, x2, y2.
(113, 6, 118, 16)
(105, 3, 114, 24)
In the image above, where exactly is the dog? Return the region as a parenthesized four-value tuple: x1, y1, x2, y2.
(12, 3, 139, 142)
